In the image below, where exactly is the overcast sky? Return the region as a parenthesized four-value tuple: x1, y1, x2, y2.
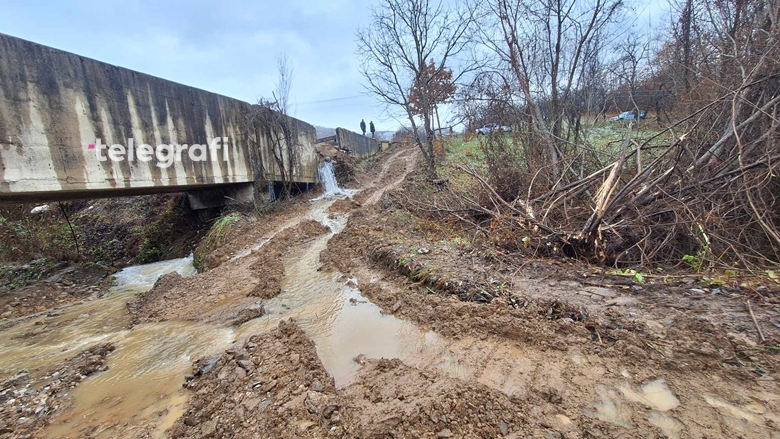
(1, 0, 667, 132)
(0, 0, 389, 131)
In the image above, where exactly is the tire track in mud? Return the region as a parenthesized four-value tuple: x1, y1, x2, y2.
(318, 145, 780, 439)
(358, 146, 418, 206)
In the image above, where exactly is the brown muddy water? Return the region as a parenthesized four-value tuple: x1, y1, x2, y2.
(0, 256, 233, 438)
(0, 193, 699, 438)
(0, 195, 450, 437)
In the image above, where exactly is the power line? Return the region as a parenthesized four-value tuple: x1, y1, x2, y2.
(297, 94, 365, 105)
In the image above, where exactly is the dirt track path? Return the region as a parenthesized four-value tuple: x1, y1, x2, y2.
(344, 144, 419, 208)
(318, 145, 780, 439)
(9, 144, 779, 439)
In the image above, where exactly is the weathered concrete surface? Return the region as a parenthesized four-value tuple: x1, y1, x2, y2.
(335, 128, 380, 158)
(259, 116, 318, 184)
(0, 33, 318, 203)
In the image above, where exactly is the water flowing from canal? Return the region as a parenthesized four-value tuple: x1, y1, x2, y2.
(0, 173, 447, 437)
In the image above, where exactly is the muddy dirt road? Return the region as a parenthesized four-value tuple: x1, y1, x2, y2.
(1, 144, 779, 438)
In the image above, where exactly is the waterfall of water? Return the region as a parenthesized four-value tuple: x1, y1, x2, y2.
(317, 161, 347, 197)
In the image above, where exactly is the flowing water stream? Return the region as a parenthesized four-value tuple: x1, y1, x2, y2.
(0, 257, 234, 438)
(0, 164, 445, 437)
(0, 161, 692, 438)
(315, 161, 348, 198)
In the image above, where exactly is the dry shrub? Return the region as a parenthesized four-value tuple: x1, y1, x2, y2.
(479, 133, 526, 202)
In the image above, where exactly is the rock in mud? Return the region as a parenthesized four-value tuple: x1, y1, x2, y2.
(170, 319, 338, 438)
(194, 358, 218, 376)
(230, 305, 266, 326)
(304, 391, 328, 414)
(0, 343, 115, 437)
(237, 360, 253, 371)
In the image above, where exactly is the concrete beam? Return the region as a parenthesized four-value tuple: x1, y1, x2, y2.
(0, 33, 321, 202)
(334, 128, 381, 158)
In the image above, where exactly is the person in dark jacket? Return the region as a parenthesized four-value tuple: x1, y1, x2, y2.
(369, 121, 376, 138)
(360, 119, 366, 135)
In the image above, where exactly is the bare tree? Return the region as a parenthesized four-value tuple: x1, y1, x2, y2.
(480, 0, 623, 183)
(248, 53, 299, 200)
(610, 34, 651, 117)
(356, 0, 478, 173)
(275, 54, 293, 115)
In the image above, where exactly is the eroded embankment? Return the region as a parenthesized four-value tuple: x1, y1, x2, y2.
(313, 147, 780, 438)
(0, 193, 207, 323)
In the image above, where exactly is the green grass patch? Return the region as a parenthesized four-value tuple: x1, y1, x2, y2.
(443, 135, 485, 166)
(201, 212, 241, 250)
(584, 123, 670, 158)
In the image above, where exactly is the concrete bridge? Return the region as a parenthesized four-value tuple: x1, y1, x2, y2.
(0, 33, 323, 209)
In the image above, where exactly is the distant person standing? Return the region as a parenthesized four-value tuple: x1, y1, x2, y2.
(369, 121, 376, 138)
(360, 119, 366, 136)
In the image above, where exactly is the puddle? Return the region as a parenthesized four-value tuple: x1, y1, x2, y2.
(648, 411, 684, 439)
(236, 200, 444, 387)
(704, 395, 764, 425)
(618, 378, 680, 411)
(584, 378, 686, 435)
(584, 385, 633, 427)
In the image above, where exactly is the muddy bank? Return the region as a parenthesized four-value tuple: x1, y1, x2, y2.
(169, 320, 338, 438)
(0, 194, 205, 268)
(309, 145, 780, 437)
(171, 320, 533, 439)
(321, 207, 587, 348)
(327, 199, 360, 215)
(0, 194, 205, 321)
(191, 200, 311, 272)
(338, 357, 528, 438)
(321, 176, 780, 376)
(0, 343, 114, 438)
(247, 220, 331, 299)
(0, 261, 114, 322)
(128, 220, 330, 325)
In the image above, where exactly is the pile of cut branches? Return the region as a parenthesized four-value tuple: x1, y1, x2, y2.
(409, 78, 780, 272)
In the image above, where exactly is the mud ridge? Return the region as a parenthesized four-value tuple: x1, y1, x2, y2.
(170, 320, 555, 439)
(127, 219, 330, 326)
(169, 320, 338, 438)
